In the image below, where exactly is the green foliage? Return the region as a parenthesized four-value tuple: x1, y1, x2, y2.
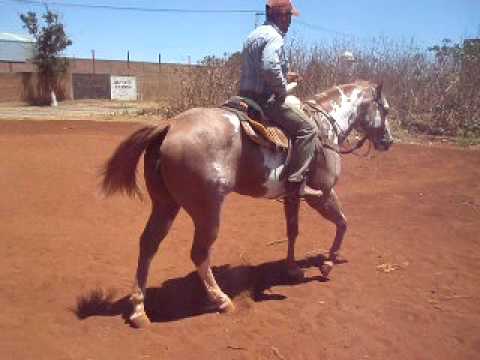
(428, 39, 463, 69)
(20, 9, 72, 103)
(427, 39, 480, 137)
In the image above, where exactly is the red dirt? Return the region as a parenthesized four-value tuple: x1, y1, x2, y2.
(0, 119, 479, 360)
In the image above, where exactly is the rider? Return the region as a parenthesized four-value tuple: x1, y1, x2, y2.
(239, 0, 323, 198)
(337, 50, 356, 84)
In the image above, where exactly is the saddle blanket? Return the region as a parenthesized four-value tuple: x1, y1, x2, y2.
(222, 96, 289, 150)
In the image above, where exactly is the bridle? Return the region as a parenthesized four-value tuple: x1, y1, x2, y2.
(303, 101, 369, 155)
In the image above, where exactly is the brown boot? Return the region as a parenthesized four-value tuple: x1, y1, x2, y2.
(286, 180, 323, 199)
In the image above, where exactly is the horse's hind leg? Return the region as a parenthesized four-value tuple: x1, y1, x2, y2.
(189, 200, 235, 313)
(306, 189, 347, 277)
(130, 199, 180, 327)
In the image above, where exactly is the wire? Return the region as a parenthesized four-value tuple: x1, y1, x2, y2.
(11, 0, 263, 14)
(10, 0, 358, 39)
(295, 20, 355, 39)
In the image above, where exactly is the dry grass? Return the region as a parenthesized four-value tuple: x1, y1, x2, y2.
(162, 37, 479, 140)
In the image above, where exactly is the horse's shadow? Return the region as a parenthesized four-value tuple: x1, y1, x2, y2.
(73, 254, 332, 323)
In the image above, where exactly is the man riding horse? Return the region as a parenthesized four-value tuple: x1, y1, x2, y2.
(239, 0, 325, 199)
(101, 0, 394, 326)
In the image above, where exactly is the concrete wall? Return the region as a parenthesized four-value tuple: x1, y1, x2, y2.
(0, 58, 190, 102)
(0, 71, 71, 103)
(0, 73, 26, 102)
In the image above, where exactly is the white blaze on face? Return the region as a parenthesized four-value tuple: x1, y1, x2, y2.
(260, 147, 286, 198)
(381, 97, 393, 140)
(372, 106, 382, 128)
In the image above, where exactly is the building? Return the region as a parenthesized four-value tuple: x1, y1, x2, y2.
(0, 32, 36, 63)
(0, 32, 193, 102)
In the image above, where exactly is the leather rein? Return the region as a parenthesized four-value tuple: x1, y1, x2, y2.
(303, 101, 369, 155)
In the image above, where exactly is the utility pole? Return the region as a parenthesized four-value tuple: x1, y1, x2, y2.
(91, 49, 95, 74)
(254, 12, 263, 28)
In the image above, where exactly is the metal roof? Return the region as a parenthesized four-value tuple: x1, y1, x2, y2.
(0, 32, 35, 43)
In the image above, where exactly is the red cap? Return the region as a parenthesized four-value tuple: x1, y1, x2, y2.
(267, 0, 300, 16)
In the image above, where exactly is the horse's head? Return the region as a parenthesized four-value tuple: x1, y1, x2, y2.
(355, 82, 393, 151)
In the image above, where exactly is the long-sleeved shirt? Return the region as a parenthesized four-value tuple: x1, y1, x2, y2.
(239, 21, 289, 101)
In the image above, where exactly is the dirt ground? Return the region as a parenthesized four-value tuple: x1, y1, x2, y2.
(0, 100, 165, 121)
(0, 116, 479, 360)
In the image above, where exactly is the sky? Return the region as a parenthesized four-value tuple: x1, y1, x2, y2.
(1, 0, 479, 63)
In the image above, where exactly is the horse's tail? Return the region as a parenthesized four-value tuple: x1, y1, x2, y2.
(101, 125, 170, 198)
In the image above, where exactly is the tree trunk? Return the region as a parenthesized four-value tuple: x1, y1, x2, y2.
(51, 90, 58, 107)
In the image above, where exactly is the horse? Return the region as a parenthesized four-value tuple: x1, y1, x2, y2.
(101, 80, 393, 328)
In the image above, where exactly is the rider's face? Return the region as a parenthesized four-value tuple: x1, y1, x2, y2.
(274, 11, 292, 33)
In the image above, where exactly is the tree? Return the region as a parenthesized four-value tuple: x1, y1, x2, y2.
(428, 39, 480, 137)
(20, 9, 72, 105)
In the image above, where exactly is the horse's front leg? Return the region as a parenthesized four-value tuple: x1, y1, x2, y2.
(306, 189, 347, 277)
(283, 196, 305, 280)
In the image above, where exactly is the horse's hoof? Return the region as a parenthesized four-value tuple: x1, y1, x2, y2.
(129, 312, 151, 328)
(205, 296, 235, 314)
(320, 260, 334, 278)
(287, 266, 305, 281)
(330, 253, 348, 264)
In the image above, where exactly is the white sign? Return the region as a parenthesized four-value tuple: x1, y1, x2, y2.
(111, 76, 137, 101)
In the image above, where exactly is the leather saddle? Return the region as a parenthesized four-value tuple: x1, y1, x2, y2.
(222, 96, 289, 151)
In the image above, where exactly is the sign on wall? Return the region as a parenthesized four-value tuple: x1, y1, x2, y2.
(111, 76, 137, 101)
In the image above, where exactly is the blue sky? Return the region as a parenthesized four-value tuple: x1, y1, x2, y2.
(1, 0, 479, 63)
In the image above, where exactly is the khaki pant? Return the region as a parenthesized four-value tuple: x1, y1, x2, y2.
(265, 101, 318, 183)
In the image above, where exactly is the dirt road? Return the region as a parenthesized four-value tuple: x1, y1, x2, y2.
(0, 119, 479, 360)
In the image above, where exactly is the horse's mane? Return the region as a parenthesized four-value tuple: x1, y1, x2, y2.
(312, 80, 372, 104)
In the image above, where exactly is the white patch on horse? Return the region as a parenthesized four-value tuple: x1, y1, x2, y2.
(285, 95, 302, 111)
(223, 113, 240, 134)
(374, 109, 382, 128)
(383, 97, 390, 111)
(197, 258, 231, 308)
(260, 148, 286, 198)
(211, 161, 231, 191)
(330, 87, 364, 141)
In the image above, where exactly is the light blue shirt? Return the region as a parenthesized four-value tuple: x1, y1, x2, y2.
(239, 21, 289, 101)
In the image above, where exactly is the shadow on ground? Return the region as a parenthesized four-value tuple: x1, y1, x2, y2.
(73, 255, 333, 324)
